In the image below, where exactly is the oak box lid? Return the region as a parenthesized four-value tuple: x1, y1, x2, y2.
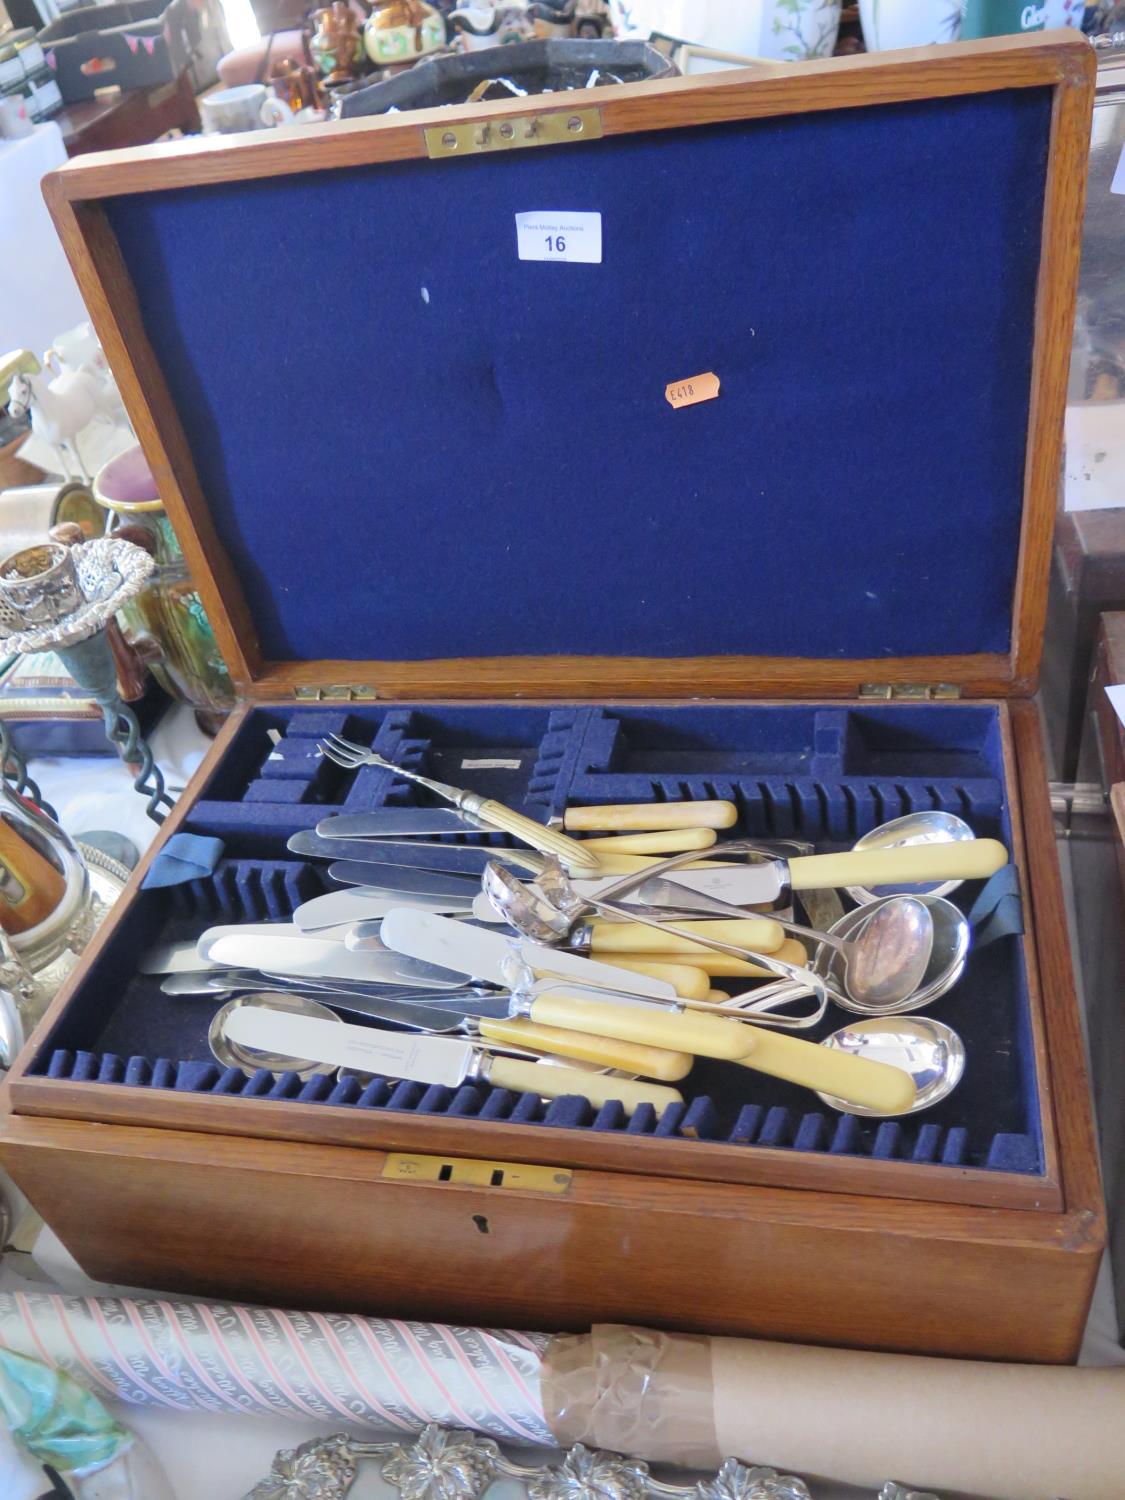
(43, 33, 1094, 702)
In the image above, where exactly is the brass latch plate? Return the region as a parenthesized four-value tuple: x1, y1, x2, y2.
(293, 685, 379, 701)
(425, 107, 602, 159)
(382, 1152, 573, 1194)
(859, 682, 962, 701)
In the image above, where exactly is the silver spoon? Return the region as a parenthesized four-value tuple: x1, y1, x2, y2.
(845, 811, 976, 904)
(484, 860, 934, 1011)
(812, 895, 970, 1015)
(816, 1015, 965, 1116)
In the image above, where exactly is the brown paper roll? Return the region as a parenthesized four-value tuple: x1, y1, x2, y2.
(543, 1325, 1125, 1499)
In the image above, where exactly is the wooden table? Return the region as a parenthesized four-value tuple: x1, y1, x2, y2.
(56, 69, 200, 157)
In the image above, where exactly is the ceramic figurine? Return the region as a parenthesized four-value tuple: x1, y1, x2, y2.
(527, 0, 610, 35)
(42, 324, 130, 434)
(363, 0, 447, 66)
(450, 1, 536, 48)
(0, 351, 119, 484)
(310, 2, 366, 83)
(0, 1348, 175, 1500)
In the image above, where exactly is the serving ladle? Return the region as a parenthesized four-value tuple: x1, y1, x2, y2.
(816, 1015, 966, 1116)
(483, 861, 935, 1011)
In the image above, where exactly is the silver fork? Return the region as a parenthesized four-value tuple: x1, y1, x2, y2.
(317, 734, 599, 870)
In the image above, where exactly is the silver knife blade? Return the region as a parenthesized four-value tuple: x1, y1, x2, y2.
(290, 830, 544, 875)
(326, 862, 483, 899)
(295, 888, 474, 932)
(379, 909, 677, 1000)
(316, 809, 484, 839)
(204, 933, 468, 988)
(224, 1006, 475, 1086)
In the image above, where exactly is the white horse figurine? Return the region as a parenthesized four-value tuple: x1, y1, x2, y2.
(2, 349, 119, 482)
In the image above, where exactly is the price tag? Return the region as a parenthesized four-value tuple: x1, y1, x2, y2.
(665, 372, 721, 410)
(515, 211, 602, 264)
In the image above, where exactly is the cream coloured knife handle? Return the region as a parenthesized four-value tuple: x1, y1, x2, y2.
(523, 994, 914, 1115)
(731, 1027, 915, 1115)
(787, 839, 1008, 891)
(482, 1055, 683, 1117)
(478, 1017, 693, 1081)
(613, 938, 808, 980)
(579, 828, 718, 855)
(586, 917, 784, 957)
(565, 801, 738, 831)
(461, 796, 600, 871)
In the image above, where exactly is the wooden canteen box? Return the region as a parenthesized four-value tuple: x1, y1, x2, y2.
(0, 33, 1105, 1363)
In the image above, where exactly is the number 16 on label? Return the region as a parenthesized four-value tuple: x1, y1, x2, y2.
(515, 212, 603, 264)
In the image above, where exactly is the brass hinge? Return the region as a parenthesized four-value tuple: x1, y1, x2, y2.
(859, 682, 962, 701)
(424, 106, 602, 159)
(293, 685, 379, 702)
(381, 1152, 572, 1194)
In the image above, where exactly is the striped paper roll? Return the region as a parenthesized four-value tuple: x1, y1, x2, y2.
(0, 1291, 553, 1444)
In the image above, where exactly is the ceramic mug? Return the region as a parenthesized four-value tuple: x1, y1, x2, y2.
(199, 84, 273, 134)
(858, 0, 962, 49)
(0, 94, 33, 139)
(260, 96, 327, 125)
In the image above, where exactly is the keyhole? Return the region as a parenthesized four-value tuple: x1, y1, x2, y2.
(471, 1214, 490, 1235)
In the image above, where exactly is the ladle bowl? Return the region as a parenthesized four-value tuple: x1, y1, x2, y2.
(811, 894, 970, 1015)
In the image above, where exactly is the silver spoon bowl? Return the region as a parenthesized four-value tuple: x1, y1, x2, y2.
(816, 1015, 965, 1116)
(811, 894, 969, 1015)
(210, 992, 341, 1080)
(844, 811, 977, 906)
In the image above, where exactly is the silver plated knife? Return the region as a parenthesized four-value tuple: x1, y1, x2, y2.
(316, 809, 482, 839)
(221, 1006, 682, 1116)
(289, 829, 544, 874)
(201, 932, 469, 988)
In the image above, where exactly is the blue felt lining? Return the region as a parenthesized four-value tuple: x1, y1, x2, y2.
(27, 700, 1042, 1177)
(104, 88, 1049, 665)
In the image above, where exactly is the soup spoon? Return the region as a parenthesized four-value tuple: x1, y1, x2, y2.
(845, 811, 977, 904)
(816, 1015, 965, 1116)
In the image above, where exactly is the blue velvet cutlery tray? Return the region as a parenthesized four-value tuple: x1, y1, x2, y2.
(29, 700, 1042, 1178)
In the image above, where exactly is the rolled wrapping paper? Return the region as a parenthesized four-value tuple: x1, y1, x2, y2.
(540, 1324, 1125, 1500)
(0, 1292, 553, 1442)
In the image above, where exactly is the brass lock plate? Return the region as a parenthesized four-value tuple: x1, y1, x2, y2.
(424, 107, 603, 159)
(382, 1152, 572, 1194)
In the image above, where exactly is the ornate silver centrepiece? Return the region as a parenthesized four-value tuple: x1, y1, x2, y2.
(244, 1426, 940, 1500)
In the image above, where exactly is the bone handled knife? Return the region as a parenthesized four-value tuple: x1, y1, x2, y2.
(223, 1006, 684, 1118)
(380, 911, 917, 1116)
